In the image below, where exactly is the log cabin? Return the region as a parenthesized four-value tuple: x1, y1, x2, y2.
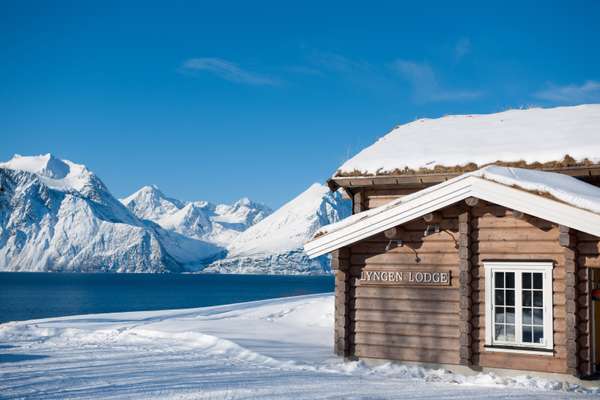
(305, 105, 600, 379)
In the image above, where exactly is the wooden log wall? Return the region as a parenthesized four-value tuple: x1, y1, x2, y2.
(575, 230, 599, 376)
(363, 188, 418, 210)
(338, 198, 598, 376)
(347, 207, 462, 365)
(332, 248, 352, 357)
(470, 206, 568, 374)
(458, 210, 473, 365)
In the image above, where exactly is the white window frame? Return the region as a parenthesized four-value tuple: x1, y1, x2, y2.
(484, 261, 554, 352)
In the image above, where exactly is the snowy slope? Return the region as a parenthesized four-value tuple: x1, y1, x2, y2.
(121, 187, 271, 247)
(205, 184, 351, 274)
(0, 294, 596, 399)
(0, 154, 222, 272)
(337, 104, 600, 176)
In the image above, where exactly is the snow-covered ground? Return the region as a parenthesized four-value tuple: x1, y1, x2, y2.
(1, 294, 597, 399)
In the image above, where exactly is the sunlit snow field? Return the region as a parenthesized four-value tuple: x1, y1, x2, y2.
(0, 294, 598, 399)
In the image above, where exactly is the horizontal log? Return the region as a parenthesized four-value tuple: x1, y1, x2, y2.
(352, 241, 458, 254)
(351, 252, 459, 266)
(474, 227, 559, 242)
(355, 344, 460, 365)
(352, 298, 460, 314)
(353, 310, 459, 326)
(364, 188, 416, 197)
(401, 219, 459, 231)
(354, 286, 460, 301)
(474, 241, 562, 254)
(354, 321, 459, 338)
(354, 332, 459, 350)
(475, 216, 555, 230)
(474, 353, 567, 374)
(363, 232, 459, 243)
(368, 197, 402, 209)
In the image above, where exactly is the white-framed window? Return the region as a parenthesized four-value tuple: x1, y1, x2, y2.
(484, 262, 554, 352)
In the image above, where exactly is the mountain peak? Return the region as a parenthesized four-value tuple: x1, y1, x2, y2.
(2, 153, 70, 179)
(0, 153, 94, 192)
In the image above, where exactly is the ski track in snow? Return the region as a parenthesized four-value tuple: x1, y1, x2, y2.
(0, 294, 598, 399)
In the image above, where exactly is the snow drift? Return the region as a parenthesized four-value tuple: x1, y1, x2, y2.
(0, 294, 597, 399)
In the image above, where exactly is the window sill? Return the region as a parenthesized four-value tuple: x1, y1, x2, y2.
(484, 345, 554, 356)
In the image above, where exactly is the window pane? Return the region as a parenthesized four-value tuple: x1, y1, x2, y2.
(506, 272, 515, 288)
(506, 307, 515, 324)
(533, 309, 544, 326)
(495, 324, 505, 341)
(495, 290, 504, 306)
(522, 326, 533, 343)
(523, 272, 531, 289)
(495, 272, 504, 288)
(506, 289, 515, 306)
(495, 307, 505, 323)
(533, 273, 543, 289)
(533, 291, 543, 307)
(533, 326, 544, 344)
(523, 308, 532, 325)
(506, 324, 515, 341)
(523, 291, 532, 307)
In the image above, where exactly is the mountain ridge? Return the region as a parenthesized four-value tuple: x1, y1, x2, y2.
(0, 154, 348, 274)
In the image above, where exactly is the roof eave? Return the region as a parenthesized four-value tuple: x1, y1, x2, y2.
(329, 164, 600, 190)
(306, 175, 600, 258)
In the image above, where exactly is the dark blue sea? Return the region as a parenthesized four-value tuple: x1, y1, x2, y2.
(0, 272, 334, 324)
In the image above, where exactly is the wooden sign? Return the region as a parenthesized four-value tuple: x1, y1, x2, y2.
(358, 270, 451, 286)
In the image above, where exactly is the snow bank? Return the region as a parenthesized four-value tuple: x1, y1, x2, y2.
(337, 104, 600, 176)
(0, 294, 597, 399)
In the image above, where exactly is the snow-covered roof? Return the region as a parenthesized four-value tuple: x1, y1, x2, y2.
(336, 104, 600, 177)
(306, 166, 600, 258)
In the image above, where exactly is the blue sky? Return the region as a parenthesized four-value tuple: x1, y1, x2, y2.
(2, 1, 600, 208)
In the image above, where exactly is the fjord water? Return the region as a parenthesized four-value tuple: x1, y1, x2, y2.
(0, 272, 333, 323)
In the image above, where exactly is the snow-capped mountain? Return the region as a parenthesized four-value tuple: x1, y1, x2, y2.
(121, 187, 272, 247)
(0, 154, 348, 274)
(204, 183, 351, 275)
(0, 154, 222, 272)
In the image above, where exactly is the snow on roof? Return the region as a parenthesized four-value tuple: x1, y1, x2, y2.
(0, 153, 94, 192)
(307, 165, 600, 257)
(472, 165, 600, 214)
(336, 104, 600, 176)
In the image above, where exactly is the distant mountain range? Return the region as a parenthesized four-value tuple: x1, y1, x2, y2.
(0, 154, 350, 274)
